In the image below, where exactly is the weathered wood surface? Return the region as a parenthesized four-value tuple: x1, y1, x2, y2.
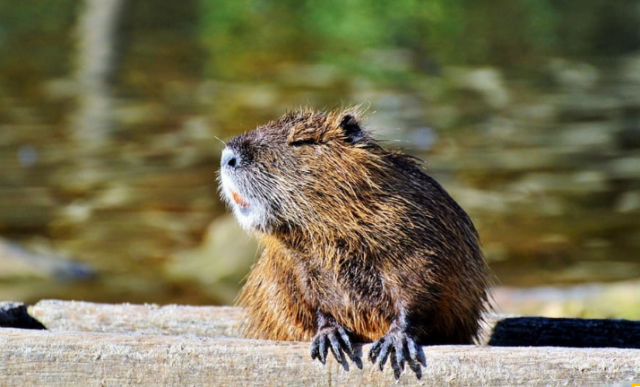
(1, 328, 639, 387)
(29, 299, 243, 338)
(27, 300, 640, 348)
(1, 300, 640, 386)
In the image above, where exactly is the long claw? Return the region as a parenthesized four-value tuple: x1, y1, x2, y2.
(407, 337, 418, 360)
(310, 339, 319, 360)
(390, 348, 402, 380)
(407, 355, 421, 375)
(408, 337, 426, 367)
(395, 337, 406, 372)
(337, 326, 354, 354)
(406, 337, 424, 378)
(369, 340, 382, 363)
(418, 350, 426, 367)
(328, 332, 344, 363)
(318, 335, 328, 364)
(377, 340, 391, 371)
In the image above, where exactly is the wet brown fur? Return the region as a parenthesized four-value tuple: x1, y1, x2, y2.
(222, 108, 491, 345)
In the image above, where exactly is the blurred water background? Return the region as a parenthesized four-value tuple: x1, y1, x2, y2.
(1, 0, 640, 318)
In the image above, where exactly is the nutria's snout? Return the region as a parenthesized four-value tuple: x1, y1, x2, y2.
(220, 147, 252, 224)
(220, 147, 249, 207)
(221, 148, 241, 169)
(219, 144, 271, 232)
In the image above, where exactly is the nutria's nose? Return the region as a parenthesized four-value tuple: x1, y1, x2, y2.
(221, 148, 240, 169)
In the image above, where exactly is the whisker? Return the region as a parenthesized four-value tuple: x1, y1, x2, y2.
(213, 136, 227, 147)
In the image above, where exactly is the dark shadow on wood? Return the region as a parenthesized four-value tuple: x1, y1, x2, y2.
(0, 302, 46, 330)
(488, 317, 640, 348)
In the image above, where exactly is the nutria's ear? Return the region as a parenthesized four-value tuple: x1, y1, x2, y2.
(339, 114, 364, 144)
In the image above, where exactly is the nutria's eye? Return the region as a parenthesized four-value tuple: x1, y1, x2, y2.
(289, 138, 316, 147)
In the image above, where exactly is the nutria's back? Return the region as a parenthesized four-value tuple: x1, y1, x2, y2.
(219, 108, 491, 378)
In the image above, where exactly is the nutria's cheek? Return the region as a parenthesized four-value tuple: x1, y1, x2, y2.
(233, 204, 260, 230)
(220, 169, 270, 232)
(219, 170, 240, 206)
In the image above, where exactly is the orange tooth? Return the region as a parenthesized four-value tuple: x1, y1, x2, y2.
(232, 191, 249, 208)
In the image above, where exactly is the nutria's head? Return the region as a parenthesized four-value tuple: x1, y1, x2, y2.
(219, 109, 400, 238)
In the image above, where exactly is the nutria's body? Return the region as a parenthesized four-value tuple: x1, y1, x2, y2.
(219, 108, 490, 378)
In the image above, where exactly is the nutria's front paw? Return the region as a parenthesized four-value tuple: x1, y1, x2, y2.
(369, 329, 426, 379)
(310, 325, 358, 369)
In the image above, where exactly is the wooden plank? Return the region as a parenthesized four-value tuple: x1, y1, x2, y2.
(1, 328, 638, 387)
(29, 300, 243, 338)
(29, 300, 640, 349)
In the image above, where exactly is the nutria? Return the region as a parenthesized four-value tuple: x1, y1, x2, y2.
(218, 108, 491, 379)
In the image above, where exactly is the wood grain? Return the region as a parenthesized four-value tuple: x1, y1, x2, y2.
(29, 299, 243, 338)
(1, 328, 639, 387)
(0, 300, 639, 386)
(29, 300, 640, 348)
